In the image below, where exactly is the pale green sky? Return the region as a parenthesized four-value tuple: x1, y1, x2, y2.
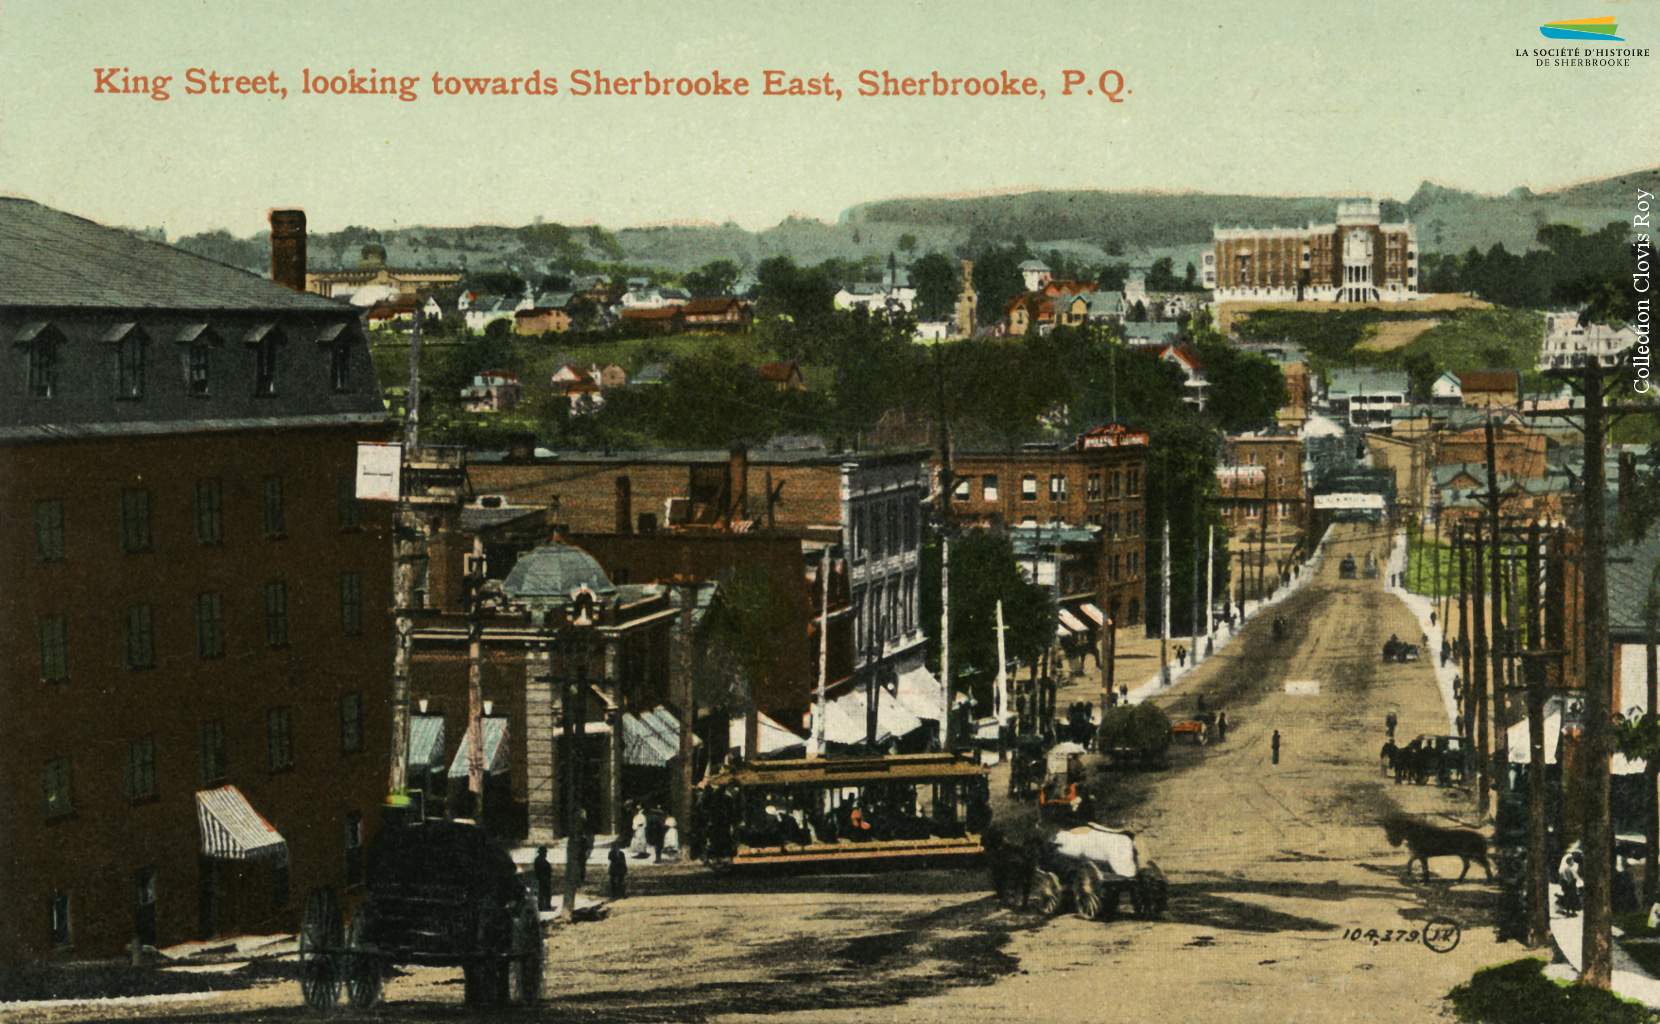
(1, 0, 1654, 236)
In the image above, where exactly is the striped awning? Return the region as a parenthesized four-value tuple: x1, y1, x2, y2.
(1080, 603, 1106, 626)
(195, 786, 287, 860)
(624, 708, 681, 768)
(448, 718, 510, 779)
(1058, 609, 1088, 633)
(408, 715, 447, 768)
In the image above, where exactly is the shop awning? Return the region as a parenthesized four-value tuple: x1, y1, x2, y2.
(729, 712, 806, 756)
(893, 663, 946, 724)
(1080, 603, 1106, 626)
(815, 688, 924, 747)
(196, 786, 287, 860)
(625, 707, 682, 768)
(408, 715, 446, 768)
(1058, 609, 1088, 633)
(448, 718, 510, 778)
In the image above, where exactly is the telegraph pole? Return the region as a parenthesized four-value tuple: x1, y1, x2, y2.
(1485, 421, 1510, 789)
(388, 310, 423, 795)
(1472, 526, 1491, 819)
(1578, 363, 1614, 989)
(1160, 519, 1172, 686)
(1524, 521, 1549, 947)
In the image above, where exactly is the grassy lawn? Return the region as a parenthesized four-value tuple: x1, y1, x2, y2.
(1406, 526, 1458, 598)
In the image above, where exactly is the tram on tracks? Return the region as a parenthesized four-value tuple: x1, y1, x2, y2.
(697, 752, 992, 867)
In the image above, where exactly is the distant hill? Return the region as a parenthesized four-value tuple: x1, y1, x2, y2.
(161, 165, 1657, 279)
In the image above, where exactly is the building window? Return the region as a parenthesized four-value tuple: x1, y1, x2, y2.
(340, 573, 362, 636)
(120, 489, 151, 552)
(1246, 502, 1260, 519)
(344, 812, 364, 887)
(886, 500, 900, 558)
(38, 616, 68, 682)
(851, 507, 866, 562)
(199, 721, 227, 783)
(116, 328, 146, 399)
(1086, 474, 1102, 502)
(952, 477, 969, 502)
(189, 342, 211, 397)
(195, 479, 223, 544)
(42, 757, 72, 816)
(903, 572, 916, 633)
(197, 592, 224, 659)
(1127, 551, 1140, 577)
(50, 891, 72, 950)
(870, 503, 884, 558)
(1125, 469, 1141, 495)
(27, 330, 60, 398)
(261, 476, 285, 537)
(126, 737, 156, 799)
(981, 474, 999, 502)
(264, 582, 288, 647)
(125, 604, 154, 670)
(338, 474, 361, 530)
(1049, 474, 1068, 501)
(255, 333, 279, 396)
(330, 342, 351, 392)
(341, 692, 364, 754)
(35, 500, 65, 561)
(268, 708, 293, 771)
(1021, 475, 1038, 501)
(1126, 511, 1140, 536)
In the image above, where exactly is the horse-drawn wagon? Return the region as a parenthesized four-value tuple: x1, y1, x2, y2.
(1339, 555, 1358, 579)
(1029, 824, 1168, 921)
(296, 818, 543, 1011)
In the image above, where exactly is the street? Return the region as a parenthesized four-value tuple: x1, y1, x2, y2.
(10, 524, 1521, 1024)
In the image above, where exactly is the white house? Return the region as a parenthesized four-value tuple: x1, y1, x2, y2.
(1430, 371, 1462, 405)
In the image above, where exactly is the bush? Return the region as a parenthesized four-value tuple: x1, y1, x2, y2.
(1447, 958, 1657, 1024)
(1097, 703, 1172, 765)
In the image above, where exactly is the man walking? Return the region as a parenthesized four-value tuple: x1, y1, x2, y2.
(533, 846, 553, 912)
(1271, 730, 1281, 765)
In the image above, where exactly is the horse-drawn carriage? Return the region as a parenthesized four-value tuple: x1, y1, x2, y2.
(1339, 555, 1358, 580)
(296, 819, 543, 1011)
(1271, 616, 1290, 641)
(1029, 824, 1169, 921)
(1172, 712, 1214, 745)
(1382, 636, 1420, 663)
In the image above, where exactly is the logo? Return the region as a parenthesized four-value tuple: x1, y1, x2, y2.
(1540, 16, 1623, 41)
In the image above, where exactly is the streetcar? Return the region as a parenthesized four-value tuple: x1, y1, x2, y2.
(696, 752, 992, 866)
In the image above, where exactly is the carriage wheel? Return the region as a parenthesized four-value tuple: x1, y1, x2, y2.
(463, 959, 507, 1007)
(508, 904, 545, 1005)
(298, 890, 343, 1011)
(1073, 863, 1104, 921)
(1031, 869, 1064, 917)
(1138, 862, 1169, 919)
(343, 911, 384, 1009)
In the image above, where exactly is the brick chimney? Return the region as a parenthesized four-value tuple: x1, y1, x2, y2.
(269, 209, 307, 294)
(726, 443, 748, 527)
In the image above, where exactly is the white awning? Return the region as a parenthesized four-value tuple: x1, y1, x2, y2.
(1080, 603, 1106, 626)
(893, 663, 946, 724)
(815, 687, 924, 747)
(408, 715, 446, 768)
(448, 718, 510, 778)
(728, 712, 806, 755)
(1058, 609, 1088, 633)
(196, 786, 287, 860)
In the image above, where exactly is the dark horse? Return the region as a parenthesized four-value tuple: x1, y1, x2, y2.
(1383, 814, 1490, 883)
(983, 825, 1040, 907)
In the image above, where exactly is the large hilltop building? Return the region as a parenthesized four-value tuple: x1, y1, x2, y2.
(1205, 200, 1420, 304)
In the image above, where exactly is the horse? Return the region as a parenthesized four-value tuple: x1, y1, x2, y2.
(1382, 814, 1490, 883)
(983, 826, 1040, 908)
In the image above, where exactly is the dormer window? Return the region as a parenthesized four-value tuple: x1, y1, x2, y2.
(317, 322, 356, 394)
(19, 323, 61, 398)
(246, 324, 281, 397)
(107, 324, 147, 400)
(177, 323, 217, 398)
(189, 342, 211, 396)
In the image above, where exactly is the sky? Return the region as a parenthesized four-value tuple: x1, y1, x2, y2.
(0, 0, 1654, 237)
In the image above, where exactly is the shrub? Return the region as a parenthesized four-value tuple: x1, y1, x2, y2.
(1446, 957, 1656, 1024)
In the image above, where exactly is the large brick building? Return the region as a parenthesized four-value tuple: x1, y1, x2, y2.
(1206, 200, 1419, 304)
(1217, 433, 1308, 533)
(943, 423, 1150, 627)
(0, 201, 392, 960)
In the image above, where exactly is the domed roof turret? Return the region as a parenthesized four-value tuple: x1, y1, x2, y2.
(501, 543, 618, 604)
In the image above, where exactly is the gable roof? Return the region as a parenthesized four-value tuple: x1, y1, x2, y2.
(0, 198, 346, 313)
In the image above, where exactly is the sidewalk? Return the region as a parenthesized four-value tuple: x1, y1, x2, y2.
(1381, 529, 1461, 734)
(1547, 886, 1660, 1008)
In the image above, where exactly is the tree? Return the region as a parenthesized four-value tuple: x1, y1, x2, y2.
(466, 270, 526, 297)
(754, 255, 835, 325)
(684, 259, 741, 297)
(912, 253, 961, 321)
(898, 232, 918, 256)
(967, 243, 1030, 328)
(920, 530, 1055, 711)
(1192, 334, 1285, 433)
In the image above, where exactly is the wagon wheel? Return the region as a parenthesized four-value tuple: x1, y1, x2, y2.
(463, 959, 506, 1007)
(1096, 881, 1121, 922)
(1073, 862, 1104, 921)
(297, 889, 343, 1011)
(507, 904, 544, 1005)
(343, 910, 384, 1009)
(1030, 869, 1064, 917)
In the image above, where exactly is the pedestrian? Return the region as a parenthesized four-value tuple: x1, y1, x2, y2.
(629, 807, 650, 859)
(662, 817, 681, 861)
(1176, 645, 1187, 668)
(1205, 637, 1214, 658)
(1217, 711, 1227, 742)
(1271, 730, 1281, 765)
(575, 809, 592, 886)
(533, 846, 553, 911)
(1197, 694, 1207, 714)
(608, 846, 628, 900)
(1385, 711, 1397, 741)
(1430, 610, 1437, 627)
(648, 809, 667, 862)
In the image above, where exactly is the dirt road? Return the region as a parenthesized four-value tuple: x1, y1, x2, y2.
(10, 524, 1522, 1023)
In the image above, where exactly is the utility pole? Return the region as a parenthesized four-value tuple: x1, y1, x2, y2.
(1205, 524, 1216, 653)
(940, 536, 951, 749)
(1191, 503, 1203, 664)
(387, 311, 424, 796)
(813, 546, 831, 757)
(1578, 362, 1614, 990)
(465, 537, 486, 813)
(1485, 421, 1510, 789)
(1160, 519, 1172, 686)
(1472, 526, 1491, 820)
(1524, 522, 1549, 948)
